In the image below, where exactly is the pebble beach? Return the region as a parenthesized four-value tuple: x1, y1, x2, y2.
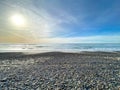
(0, 52, 120, 90)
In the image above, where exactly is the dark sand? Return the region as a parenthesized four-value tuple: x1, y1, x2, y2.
(0, 52, 120, 90)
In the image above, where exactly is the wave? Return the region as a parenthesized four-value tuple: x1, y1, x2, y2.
(0, 43, 120, 52)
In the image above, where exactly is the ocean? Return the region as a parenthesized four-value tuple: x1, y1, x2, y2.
(0, 43, 120, 52)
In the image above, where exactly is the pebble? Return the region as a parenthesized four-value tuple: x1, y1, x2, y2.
(0, 52, 120, 89)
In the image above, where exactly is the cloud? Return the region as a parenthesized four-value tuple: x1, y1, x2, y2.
(45, 35, 120, 43)
(0, 0, 79, 42)
(0, 0, 120, 43)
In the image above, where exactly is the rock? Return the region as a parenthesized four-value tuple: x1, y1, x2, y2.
(0, 78, 7, 82)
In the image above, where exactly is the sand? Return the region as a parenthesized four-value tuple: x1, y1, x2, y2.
(0, 51, 120, 89)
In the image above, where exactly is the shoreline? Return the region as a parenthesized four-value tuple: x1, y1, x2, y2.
(0, 51, 119, 57)
(0, 50, 120, 53)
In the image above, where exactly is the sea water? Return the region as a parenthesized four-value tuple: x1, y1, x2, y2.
(0, 43, 120, 52)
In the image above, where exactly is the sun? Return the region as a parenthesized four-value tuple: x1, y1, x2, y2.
(10, 14, 26, 26)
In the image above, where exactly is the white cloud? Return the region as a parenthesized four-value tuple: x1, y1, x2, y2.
(44, 35, 120, 43)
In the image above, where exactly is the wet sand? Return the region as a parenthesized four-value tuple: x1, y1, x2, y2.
(0, 52, 120, 89)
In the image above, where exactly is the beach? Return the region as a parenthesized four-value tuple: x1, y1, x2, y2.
(0, 51, 120, 89)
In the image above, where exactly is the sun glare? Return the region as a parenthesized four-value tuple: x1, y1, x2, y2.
(11, 14, 26, 26)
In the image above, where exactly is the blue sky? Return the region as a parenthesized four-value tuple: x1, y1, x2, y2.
(0, 0, 120, 43)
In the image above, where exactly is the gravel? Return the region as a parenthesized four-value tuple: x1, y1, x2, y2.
(0, 52, 120, 90)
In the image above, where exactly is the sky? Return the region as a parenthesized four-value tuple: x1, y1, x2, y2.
(0, 0, 120, 43)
